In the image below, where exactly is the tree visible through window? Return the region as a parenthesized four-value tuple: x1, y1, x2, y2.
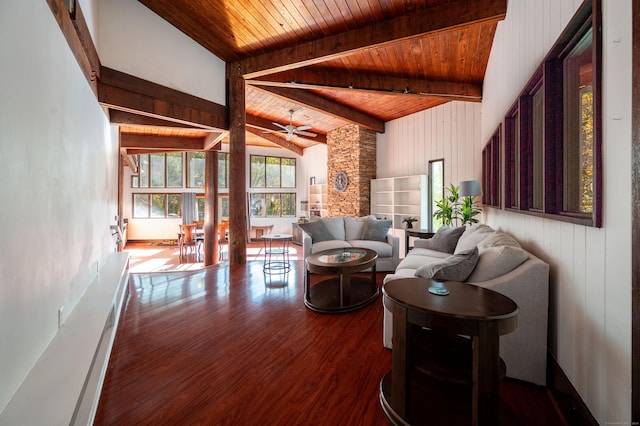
(250, 155, 296, 188)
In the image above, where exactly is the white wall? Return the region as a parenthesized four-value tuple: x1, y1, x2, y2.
(98, 0, 226, 106)
(376, 101, 482, 189)
(481, 0, 631, 423)
(0, 0, 119, 414)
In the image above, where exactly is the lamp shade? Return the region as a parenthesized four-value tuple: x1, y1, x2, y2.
(459, 180, 483, 197)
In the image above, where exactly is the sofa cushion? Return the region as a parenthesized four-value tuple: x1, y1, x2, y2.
(311, 239, 351, 253)
(396, 252, 449, 272)
(478, 231, 521, 249)
(344, 215, 375, 240)
(415, 247, 479, 281)
(299, 220, 336, 243)
(320, 217, 346, 241)
(360, 218, 392, 242)
(417, 226, 465, 254)
(348, 239, 392, 257)
(467, 245, 529, 282)
(454, 224, 495, 254)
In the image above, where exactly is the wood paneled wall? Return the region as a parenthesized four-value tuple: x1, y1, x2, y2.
(376, 101, 482, 192)
(481, 0, 632, 423)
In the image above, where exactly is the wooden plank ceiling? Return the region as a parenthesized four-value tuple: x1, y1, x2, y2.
(112, 0, 506, 155)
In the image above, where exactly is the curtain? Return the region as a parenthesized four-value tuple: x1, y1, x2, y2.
(182, 192, 196, 224)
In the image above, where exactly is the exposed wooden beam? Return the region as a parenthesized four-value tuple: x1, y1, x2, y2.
(254, 86, 385, 133)
(245, 127, 304, 155)
(120, 134, 204, 151)
(203, 132, 227, 151)
(98, 67, 228, 130)
(248, 69, 483, 101)
(237, 0, 507, 79)
(109, 110, 197, 129)
(246, 114, 327, 144)
(46, 0, 100, 94)
(119, 147, 138, 173)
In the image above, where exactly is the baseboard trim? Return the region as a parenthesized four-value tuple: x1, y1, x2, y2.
(547, 352, 598, 426)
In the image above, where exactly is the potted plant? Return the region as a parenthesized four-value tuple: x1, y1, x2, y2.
(433, 184, 461, 226)
(460, 195, 482, 225)
(402, 216, 418, 229)
(433, 183, 482, 226)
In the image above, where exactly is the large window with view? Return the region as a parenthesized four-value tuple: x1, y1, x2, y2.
(133, 193, 181, 218)
(250, 193, 296, 217)
(250, 155, 296, 188)
(132, 153, 183, 188)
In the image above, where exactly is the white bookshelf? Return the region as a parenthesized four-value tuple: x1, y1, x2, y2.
(309, 183, 328, 217)
(371, 175, 429, 256)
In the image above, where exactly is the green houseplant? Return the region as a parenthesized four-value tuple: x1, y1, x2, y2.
(433, 183, 461, 226)
(433, 183, 482, 226)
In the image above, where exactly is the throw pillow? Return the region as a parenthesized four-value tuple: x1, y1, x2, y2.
(419, 226, 466, 254)
(415, 247, 479, 281)
(344, 216, 372, 240)
(467, 245, 529, 282)
(360, 218, 392, 242)
(299, 220, 336, 243)
(478, 231, 521, 249)
(454, 224, 495, 254)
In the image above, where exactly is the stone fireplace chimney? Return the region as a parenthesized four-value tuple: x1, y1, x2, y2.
(327, 124, 376, 217)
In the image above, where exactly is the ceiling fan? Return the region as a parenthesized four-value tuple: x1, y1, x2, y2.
(266, 109, 317, 141)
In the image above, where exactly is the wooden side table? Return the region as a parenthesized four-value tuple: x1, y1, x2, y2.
(380, 278, 518, 425)
(404, 228, 434, 252)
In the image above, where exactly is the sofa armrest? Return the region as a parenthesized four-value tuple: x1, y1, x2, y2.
(386, 233, 400, 269)
(302, 231, 313, 260)
(469, 256, 550, 385)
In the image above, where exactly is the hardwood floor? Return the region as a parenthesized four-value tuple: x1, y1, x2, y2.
(96, 245, 567, 425)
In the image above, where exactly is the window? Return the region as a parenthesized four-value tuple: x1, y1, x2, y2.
(500, 0, 601, 227)
(482, 126, 501, 208)
(132, 153, 183, 188)
(133, 193, 181, 218)
(195, 194, 229, 221)
(187, 152, 205, 188)
(563, 28, 594, 214)
(250, 155, 296, 188)
(250, 193, 296, 217)
(218, 152, 230, 188)
(429, 159, 444, 229)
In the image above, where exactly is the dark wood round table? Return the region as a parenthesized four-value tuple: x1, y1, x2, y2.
(380, 277, 518, 426)
(305, 248, 378, 313)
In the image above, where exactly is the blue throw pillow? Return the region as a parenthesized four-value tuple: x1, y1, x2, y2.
(299, 220, 336, 243)
(360, 218, 392, 242)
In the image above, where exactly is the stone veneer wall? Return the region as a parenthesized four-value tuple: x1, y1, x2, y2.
(327, 124, 376, 217)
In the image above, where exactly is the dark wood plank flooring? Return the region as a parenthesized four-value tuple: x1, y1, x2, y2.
(95, 259, 566, 425)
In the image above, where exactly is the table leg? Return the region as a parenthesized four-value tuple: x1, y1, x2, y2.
(390, 304, 410, 418)
(472, 321, 501, 426)
(340, 272, 351, 306)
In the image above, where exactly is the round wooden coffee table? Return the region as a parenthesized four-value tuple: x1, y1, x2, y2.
(305, 248, 378, 313)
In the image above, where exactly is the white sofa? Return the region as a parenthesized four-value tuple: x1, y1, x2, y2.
(383, 224, 550, 386)
(301, 215, 400, 272)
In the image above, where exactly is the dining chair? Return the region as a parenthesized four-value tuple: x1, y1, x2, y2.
(217, 222, 230, 261)
(179, 223, 199, 263)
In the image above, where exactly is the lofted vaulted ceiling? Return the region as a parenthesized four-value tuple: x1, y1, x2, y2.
(110, 0, 507, 156)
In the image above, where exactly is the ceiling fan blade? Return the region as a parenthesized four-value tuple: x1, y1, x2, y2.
(272, 122, 289, 131)
(296, 125, 312, 131)
(296, 130, 317, 137)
